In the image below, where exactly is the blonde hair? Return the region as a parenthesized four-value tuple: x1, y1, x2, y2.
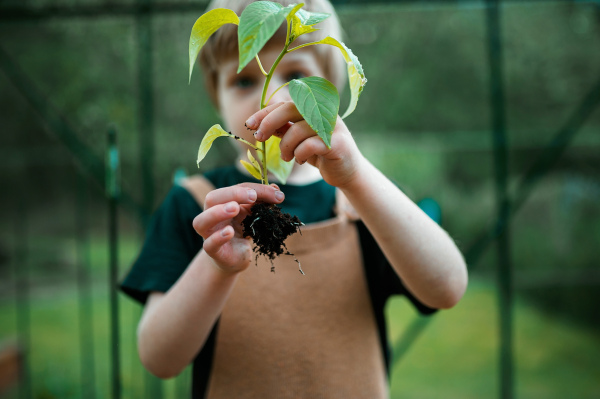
(199, 0, 346, 105)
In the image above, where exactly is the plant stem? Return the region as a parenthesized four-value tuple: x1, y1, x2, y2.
(287, 40, 320, 53)
(255, 55, 268, 76)
(233, 136, 260, 150)
(259, 26, 291, 186)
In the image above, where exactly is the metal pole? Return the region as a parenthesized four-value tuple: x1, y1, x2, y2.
(14, 192, 31, 399)
(136, 0, 164, 396)
(137, 0, 155, 225)
(391, 316, 433, 370)
(77, 172, 96, 399)
(107, 127, 122, 399)
(485, 1, 513, 398)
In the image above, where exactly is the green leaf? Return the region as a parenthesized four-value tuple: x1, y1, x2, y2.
(237, 1, 298, 73)
(313, 37, 367, 119)
(189, 8, 239, 83)
(259, 137, 294, 184)
(296, 9, 330, 26)
(240, 160, 263, 181)
(197, 124, 233, 167)
(289, 76, 339, 148)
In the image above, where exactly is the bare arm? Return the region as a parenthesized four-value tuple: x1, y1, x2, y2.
(339, 157, 468, 309)
(249, 103, 468, 310)
(137, 183, 284, 378)
(138, 252, 238, 379)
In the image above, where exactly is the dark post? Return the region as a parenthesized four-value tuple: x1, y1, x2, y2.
(77, 173, 96, 399)
(107, 127, 121, 399)
(137, 0, 155, 224)
(485, 1, 513, 398)
(137, 0, 163, 397)
(14, 193, 31, 399)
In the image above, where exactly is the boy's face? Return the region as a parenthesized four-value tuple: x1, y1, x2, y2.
(216, 45, 327, 146)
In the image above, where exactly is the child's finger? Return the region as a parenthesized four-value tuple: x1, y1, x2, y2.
(202, 225, 235, 259)
(205, 183, 284, 209)
(246, 102, 304, 142)
(244, 102, 285, 130)
(204, 186, 257, 210)
(193, 202, 240, 239)
(293, 136, 330, 165)
(278, 120, 317, 162)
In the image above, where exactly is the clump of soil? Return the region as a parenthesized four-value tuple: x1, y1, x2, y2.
(242, 203, 304, 274)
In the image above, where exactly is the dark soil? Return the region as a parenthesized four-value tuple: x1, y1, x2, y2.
(242, 202, 304, 274)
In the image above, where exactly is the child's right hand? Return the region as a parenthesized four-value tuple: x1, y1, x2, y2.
(192, 183, 284, 274)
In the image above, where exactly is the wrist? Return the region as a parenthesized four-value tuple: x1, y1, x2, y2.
(336, 154, 371, 192)
(199, 250, 244, 280)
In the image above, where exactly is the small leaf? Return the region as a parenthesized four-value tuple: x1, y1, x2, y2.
(240, 160, 263, 181)
(289, 14, 318, 42)
(247, 149, 263, 177)
(314, 37, 367, 119)
(285, 3, 305, 23)
(296, 9, 330, 26)
(189, 8, 239, 83)
(197, 124, 233, 167)
(288, 6, 330, 43)
(289, 76, 339, 148)
(259, 137, 294, 184)
(237, 1, 298, 73)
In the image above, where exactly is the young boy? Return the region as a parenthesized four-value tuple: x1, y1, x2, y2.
(121, 0, 468, 397)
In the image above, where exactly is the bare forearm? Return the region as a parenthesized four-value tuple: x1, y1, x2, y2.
(341, 157, 468, 309)
(137, 250, 238, 378)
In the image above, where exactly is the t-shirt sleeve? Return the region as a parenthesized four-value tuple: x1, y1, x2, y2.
(120, 184, 203, 304)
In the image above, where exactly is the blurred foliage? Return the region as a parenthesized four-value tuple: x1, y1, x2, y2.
(0, 0, 599, 397)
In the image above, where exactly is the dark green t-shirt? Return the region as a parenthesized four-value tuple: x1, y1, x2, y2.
(120, 165, 436, 398)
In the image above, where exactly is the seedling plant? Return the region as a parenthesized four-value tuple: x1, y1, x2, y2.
(189, 1, 366, 271)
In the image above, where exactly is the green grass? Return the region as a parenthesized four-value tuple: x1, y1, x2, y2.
(386, 280, 600, 399)
(1, 278, 599, 398)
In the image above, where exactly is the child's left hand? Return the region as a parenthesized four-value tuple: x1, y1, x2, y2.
(245, 101, 366, 189)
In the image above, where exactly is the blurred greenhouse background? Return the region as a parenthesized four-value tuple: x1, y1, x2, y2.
(0, 0, 599, 398)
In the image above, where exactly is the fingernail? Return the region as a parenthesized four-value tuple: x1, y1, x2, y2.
(246, 116, 257, 129)
(254, 130, 263, 141)
(221, 227, 230, 237)
(225, 202, 236, 213)
(275, 190, 284, 202)
(247, 189, 257, 202)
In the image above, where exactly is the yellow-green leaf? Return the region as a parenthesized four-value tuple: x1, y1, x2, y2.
(189, 8, 239, 83)
(240, 160, 263, 181)
(197, 124, 233, 167)
(314, 36, 367, 119)
(259, 137, 294, 184)
(285, 3, 305, 24)
(247, 149, 263, 177)
(289, 14, 318, 42)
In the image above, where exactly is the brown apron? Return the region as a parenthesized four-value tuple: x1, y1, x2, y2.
(180, 175, 388, 399)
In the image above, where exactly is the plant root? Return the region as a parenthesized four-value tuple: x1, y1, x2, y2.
(242, 202, 304, 274)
